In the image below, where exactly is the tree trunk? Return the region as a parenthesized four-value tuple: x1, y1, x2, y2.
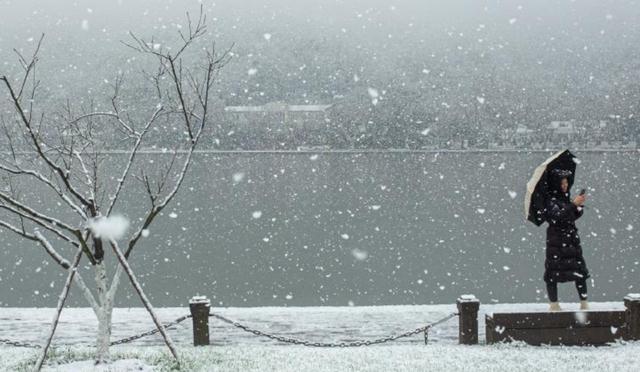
(94, 261, 114, 363)
(95, 302, 113, 363)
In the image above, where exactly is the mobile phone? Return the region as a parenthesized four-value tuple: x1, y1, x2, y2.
(579, 189, 586, 195)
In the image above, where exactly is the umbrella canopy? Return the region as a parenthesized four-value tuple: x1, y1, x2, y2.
(525, 149, 577, 226)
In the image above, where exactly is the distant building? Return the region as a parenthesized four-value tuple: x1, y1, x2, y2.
(220, 102, 334, 149)
(547, 120, 578, 136)
(514, 124, 534, 146)
(223, 102, 333, 132)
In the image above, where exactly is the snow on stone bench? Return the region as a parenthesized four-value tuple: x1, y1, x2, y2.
(482, 294, 640, 346)
(485, 310, 627, 346)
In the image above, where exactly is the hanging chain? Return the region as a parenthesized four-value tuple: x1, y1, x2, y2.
(1, 315, 192, 348)
(109, 314, 192, 346)
(209, 312, 458, 348)
(1, 312, 458, 348)
(0, 338, 42, 349)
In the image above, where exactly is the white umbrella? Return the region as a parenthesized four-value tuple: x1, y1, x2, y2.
(525, 149, 576, 226)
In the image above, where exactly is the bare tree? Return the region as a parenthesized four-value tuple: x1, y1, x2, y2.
(0, 7, 231, 368)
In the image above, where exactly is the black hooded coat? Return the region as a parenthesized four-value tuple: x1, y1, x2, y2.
(543, 171, 590, 283)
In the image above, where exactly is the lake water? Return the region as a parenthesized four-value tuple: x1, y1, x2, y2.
(1, 150, 638, 307)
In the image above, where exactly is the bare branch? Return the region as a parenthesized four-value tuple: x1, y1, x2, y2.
(105, 104, 163, 216)
(0, 203, 77, 245)
(125, 128, 200, 258)
(0, 163, 87, 219)
(71, 112, 136, 137)
(34, 232, 99, 311)
(0, 218, 38, 241)
(13, 33, 44, 101)
(74, 150, 96, 202)
(1, 76, 93, 209)
(0, 190, 79, 233)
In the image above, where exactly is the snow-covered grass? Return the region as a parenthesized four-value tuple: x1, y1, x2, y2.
(0, 346, 173, 371)
(0, 302, 636, 371)
(2, 343, 640, 372)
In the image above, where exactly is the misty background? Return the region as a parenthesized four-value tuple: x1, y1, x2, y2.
(2, 0, 639, 149)
(0, 0, 638, 307)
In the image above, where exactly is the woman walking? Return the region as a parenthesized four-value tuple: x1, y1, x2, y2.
(543, 168, 590, 311)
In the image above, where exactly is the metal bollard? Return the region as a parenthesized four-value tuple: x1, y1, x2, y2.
(189, 296, 210, 346)
(457, 294, 480, 345)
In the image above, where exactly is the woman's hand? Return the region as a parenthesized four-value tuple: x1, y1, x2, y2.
(573, 194, 586, 206)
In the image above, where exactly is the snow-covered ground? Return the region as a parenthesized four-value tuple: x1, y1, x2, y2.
(1, 302, 637, 371)
(3, 343, 640, 372)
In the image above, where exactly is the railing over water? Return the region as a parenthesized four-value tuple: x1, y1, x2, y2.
(2, 295, 640, 349)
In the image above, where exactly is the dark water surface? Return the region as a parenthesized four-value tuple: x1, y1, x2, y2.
(1, 150, 638, 307)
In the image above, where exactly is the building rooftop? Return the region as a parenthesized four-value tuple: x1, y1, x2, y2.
(224, 103, 332, 113)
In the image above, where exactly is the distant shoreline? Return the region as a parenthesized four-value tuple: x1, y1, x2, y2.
(2, 148, 639, 155)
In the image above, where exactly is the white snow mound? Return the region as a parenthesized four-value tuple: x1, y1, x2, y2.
(43, 358, 155, 372)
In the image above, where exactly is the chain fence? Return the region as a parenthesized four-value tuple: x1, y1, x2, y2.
(0, 338, 42, 349)
(0, 311, 458, 348)
(0, 315, 192, 349)
(109, 314, 192, 346)
(208, 311, 458, 347)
